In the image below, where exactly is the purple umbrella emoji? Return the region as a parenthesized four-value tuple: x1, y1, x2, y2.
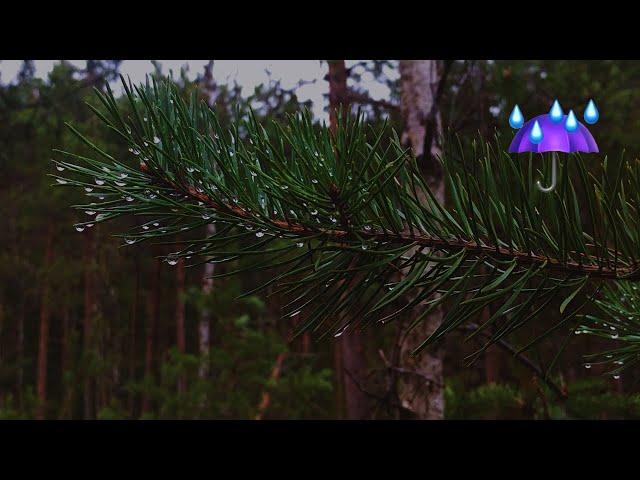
(508, 99, 599, 192)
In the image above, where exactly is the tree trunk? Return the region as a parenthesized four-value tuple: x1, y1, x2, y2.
(199, 225, 216, 379)
(128, 251, 140, 415)
(143, 259, 162, 414)
(396, 60, 445, 419)
(58, 307, 73, 419)
(36, 224, 55, 419)
(17, 296, 25, 410)
(198, 65, 217, 380)
(483, 305, 502, 384)
(327, 60, 350, 130)
(83, 227, 98, 419)
(327, 59, 369, 420)
(175, 258, 186, 393)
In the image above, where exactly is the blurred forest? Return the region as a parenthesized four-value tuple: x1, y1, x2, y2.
(2, 59, 640, 419)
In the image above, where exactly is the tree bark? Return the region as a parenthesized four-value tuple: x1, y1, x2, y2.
(36, 224, 55, 419)
(327, 59, 369, 420)
(175, 258, 186, 393)
(327, 60, 350, 131)
(83, 227, 98, 419)
(483, 305, 502, 384)
(198, 64, 217, 380)
(254, 352, 287, 420)
(128, 251, 140, 415)
(143, 259, 162, 414)
(199, 225, 216, 379)
(396, 60, 445, 419)
(17, 296, 25, 410)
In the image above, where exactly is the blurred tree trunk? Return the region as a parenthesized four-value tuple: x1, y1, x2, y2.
(143, 259, 162, 414)
(484, 304, 502, 384)
(83, 227, 97, 419)
(58, 307, 73, 419)
(327, 60, 369, 420)
(0, 306, 4, 408)
(199, 65, 217, 379)
(176, 258, 186, 393)
(396, 60, 445, 419)
(199, 225, 216, 379)
(17, 295, 25, 409)
(128, 251, 140, 414)
(36, 224, 55, 419)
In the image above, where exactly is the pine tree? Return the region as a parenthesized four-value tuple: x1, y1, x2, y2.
(52, 75, 640, 405)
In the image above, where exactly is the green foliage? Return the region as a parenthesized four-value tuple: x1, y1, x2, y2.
(125, 285, 333, 419)
(55, 76, 640, 367)
(445, 379, 524, 419)
(579, 281, 640, 375)
(445, 377, 640, 420)
(563, 378, 640, 419)
(0, 389, 40, 420)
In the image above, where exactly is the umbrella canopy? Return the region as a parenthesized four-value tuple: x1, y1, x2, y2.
(508, 113, 599, 154)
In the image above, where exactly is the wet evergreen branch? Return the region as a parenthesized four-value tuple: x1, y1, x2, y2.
(51, 76, 640, 360)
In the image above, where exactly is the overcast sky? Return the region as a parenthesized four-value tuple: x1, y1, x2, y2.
(0, 60, 398, 122)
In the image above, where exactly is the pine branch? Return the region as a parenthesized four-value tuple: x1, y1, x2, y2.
(51, 76, 640, 360)
(143, 161, 638, 281)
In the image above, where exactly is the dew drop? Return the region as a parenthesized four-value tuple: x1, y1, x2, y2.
(125, 196, 134, 202)
(142, 225, 149, 230)
(84, 187, 94, 192)
(153, 136, 160, 144)
(584, 363, 592, 369)
(56, 165, 65, 172)
(125, 238, 135, 245)
(85, 210, 96, 216)
(95, 179, 105, 185)
(296, 242, 304, 248)
(311, 179, 318, 184)
(334, 327, 346, 338)
(255, 231, 265, 237)
(115, 181, 127, 187)
(56, 178, 68, 184)
(167, 254, 178, 266)
(75, 225, 85, 232)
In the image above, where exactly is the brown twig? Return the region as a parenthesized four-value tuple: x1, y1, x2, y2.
(464, 323, 568, 400)
(254, 352, 287, 420)
(139, 163, 639, 281)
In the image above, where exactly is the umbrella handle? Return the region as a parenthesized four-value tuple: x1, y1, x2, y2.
(536, 152, 557, 193)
